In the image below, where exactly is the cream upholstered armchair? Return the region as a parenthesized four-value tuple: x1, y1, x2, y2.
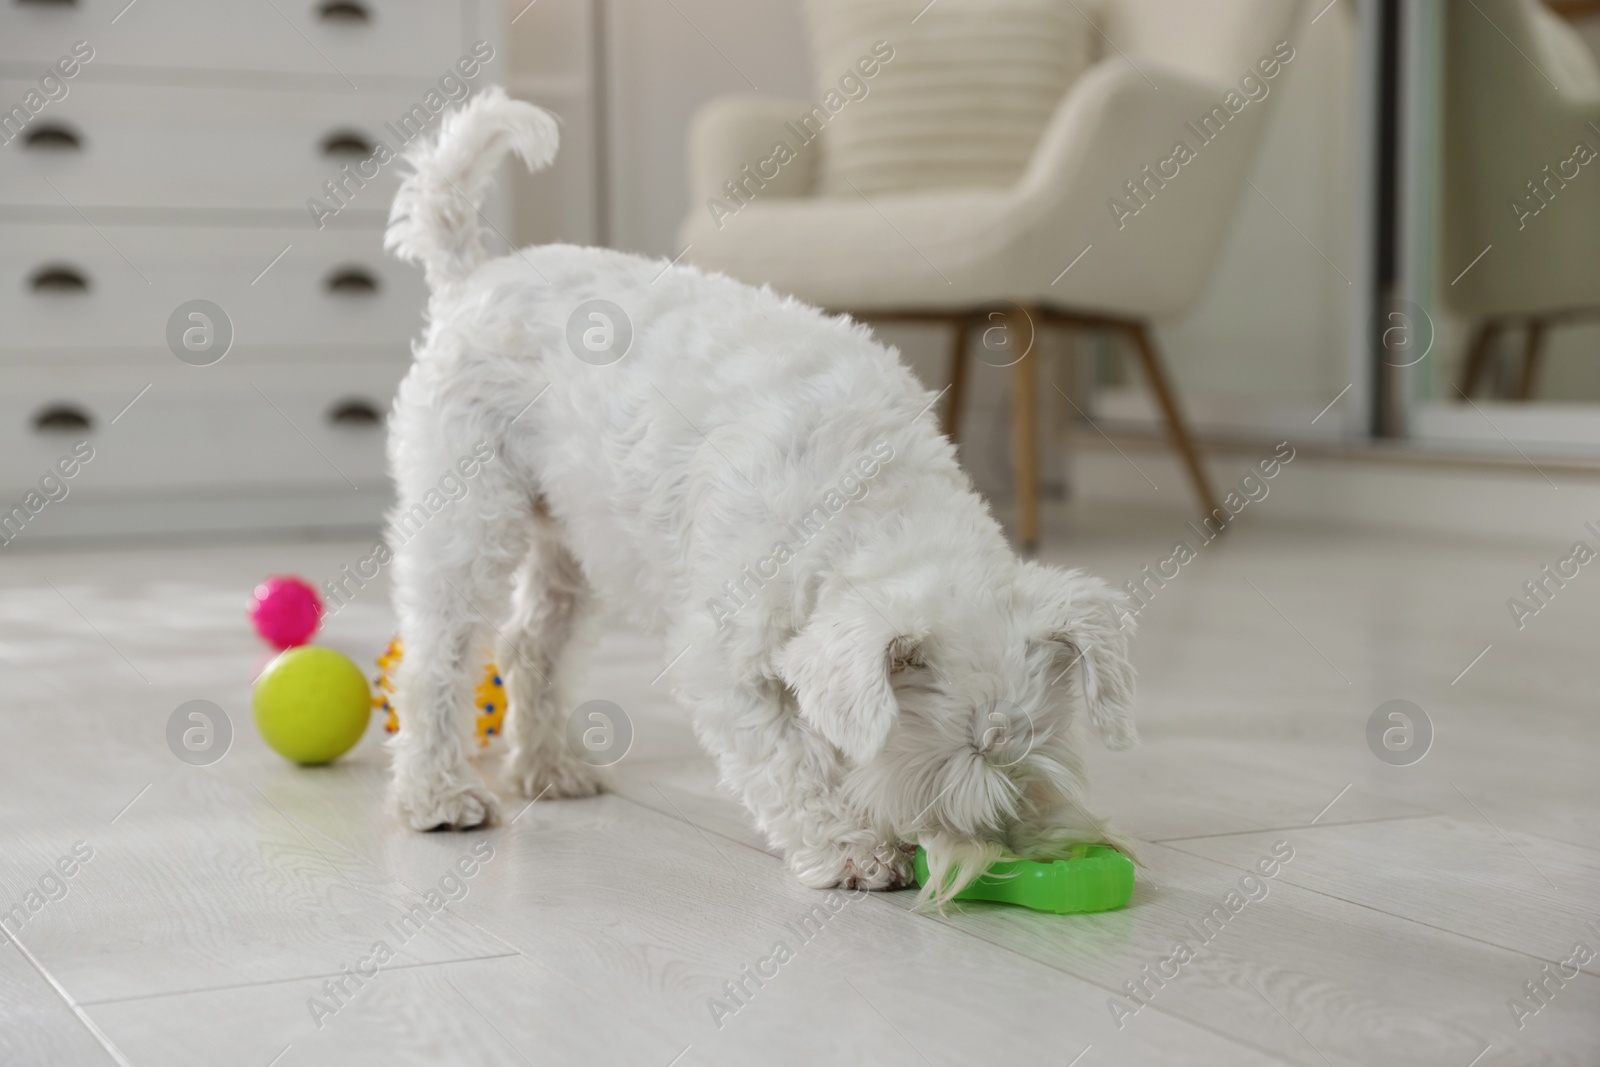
(1444, 0, 1600, 400)
(680, 0, 1304, 548)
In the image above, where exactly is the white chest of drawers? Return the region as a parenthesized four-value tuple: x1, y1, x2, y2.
(0, 0, 504, 544)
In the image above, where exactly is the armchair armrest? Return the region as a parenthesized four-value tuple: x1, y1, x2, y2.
(1528, 3, 1600, 104)
(685, 95, 820, 214)
(1009, 57, 1279, 316)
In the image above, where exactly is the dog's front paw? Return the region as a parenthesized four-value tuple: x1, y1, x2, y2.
(505, 748, 606, 800)
(789, 840, 913, 891)
(390, 770, 500, 831)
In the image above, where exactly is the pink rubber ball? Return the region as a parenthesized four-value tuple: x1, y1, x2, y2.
(249, 576, 324, 650)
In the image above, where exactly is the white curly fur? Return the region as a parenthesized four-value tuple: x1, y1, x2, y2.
(383, 89, 1138, 904)
(385, 89, 559, 290)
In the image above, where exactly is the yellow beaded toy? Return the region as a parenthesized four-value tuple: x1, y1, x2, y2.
(375, 637, 505, 746)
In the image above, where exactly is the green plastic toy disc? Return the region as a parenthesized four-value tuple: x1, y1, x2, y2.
(913, 844, 1135, 914)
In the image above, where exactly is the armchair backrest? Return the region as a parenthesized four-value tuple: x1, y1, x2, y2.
(1442, 0, 1600, 317)
(1104, 0, 1303, 89)
(1001, 0, 1306, 318)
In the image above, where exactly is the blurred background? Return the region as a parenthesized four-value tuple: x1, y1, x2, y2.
(7, 4, 1600, 1065)
(2, 0, 1595, 549)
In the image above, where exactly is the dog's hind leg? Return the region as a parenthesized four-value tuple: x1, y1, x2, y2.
(499, 517, 606, 800)
(388, 454, 529, 831)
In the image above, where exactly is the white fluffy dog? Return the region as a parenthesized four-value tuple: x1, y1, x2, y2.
(383, 89, 1137, 904)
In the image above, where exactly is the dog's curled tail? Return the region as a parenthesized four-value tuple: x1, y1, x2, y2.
(386, 87, 559, 289)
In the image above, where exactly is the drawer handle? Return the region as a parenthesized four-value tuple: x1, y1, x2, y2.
(33, 404, 93, 434)
(318, 1, 371, 23)
(23, 124, 82, 150)
(328, 399, 383, 427)
(325, 267, 379, 295)
(321, 130, 374, 157)
(29, 265, 89, 293)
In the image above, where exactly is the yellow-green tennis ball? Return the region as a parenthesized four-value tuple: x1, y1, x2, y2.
(253, 646, 372, 765)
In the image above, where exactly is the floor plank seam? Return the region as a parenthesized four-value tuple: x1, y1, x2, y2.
(899, 908, 1305, 1066)
(291, 803, 529, 962)
(616, 785, 1600, 1057)
(1150, 809, 1600, 872)
(1477, 823, 1600, 860)
(612, 789, 1306, 1065)
(1147, 811, 1441, 843)
(2, 922, 136, 1066)
(1152, 840, 1600, 977)
(507, 790, 878, 1055)
(75, 951, 524, 1007)
(199, 769, 536, 971)
(292, 801, 701, 1047)
(608, 787, 783, 863)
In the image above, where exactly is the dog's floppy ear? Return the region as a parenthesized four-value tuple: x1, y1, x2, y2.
(1022, 563, 1138, 750)
(775, 583, 921, 764)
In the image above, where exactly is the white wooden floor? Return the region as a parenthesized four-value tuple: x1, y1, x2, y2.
(2, 499, 1598, 1066)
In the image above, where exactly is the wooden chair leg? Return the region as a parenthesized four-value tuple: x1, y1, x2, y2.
(943, 316, 969, 444)
(1458, 321, 1497, 400)
(1518, 319, 1547, 401)
(1125, 322, 1223, 526)
(1009, 307, 1039, 553)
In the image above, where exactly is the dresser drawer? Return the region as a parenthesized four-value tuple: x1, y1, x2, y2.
(0, 0, 484, 82)
(0, 80, 476, 213)
(0, 224, 427, 354)
(0, 359, 402, 497)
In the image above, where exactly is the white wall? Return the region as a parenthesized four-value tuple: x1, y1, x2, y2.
(602, 0, 813, 256)
(505, 0, 604, 247)
(1158, 5, 1358, 407)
